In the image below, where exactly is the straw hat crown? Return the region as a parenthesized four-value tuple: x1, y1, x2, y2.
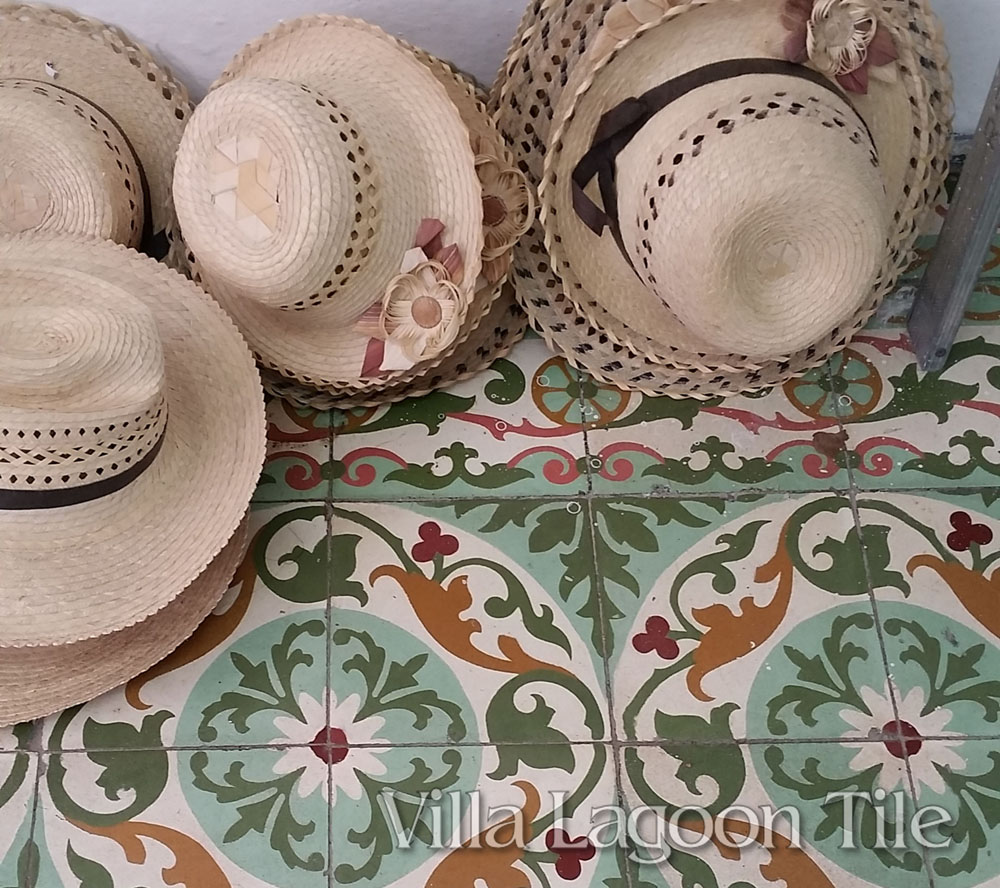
(0, 291, 167, 502)
(0, 78, 144, 244)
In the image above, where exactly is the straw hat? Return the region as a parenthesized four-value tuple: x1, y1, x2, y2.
(492, 0, 952, 397)
(0, 234, 266, 649)
(0, 3, 192, 258)
(0, 516, 250, 725)
(230, 36, 532, 409)
(261, 284, 528, 410)
(173, 16, 502, 395)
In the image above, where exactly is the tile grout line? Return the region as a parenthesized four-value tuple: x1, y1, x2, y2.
(34, 732, 999, 755)
(836, 362, 938, 888)
(324, 500, 336, 888)
(21, 745, 42, 888)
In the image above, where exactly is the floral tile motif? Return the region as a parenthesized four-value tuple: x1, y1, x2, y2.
(328, 499, 610, 744)
(583, 367, 854, 495)
(254, 398, 333, 503)
(0, 730, 35, 888)
(828, 323, 1000, 490)
(25, 743, 621, 888)
(330, 338, 589, 500)
(327, 743, 619, 888)
(31, 749, 329, 888)
(905, 739, 1000, 888)
(850, 491, 1000, 739)
(619, 741, 943, 888)
(42, 503, 331, 750)
(599, 494, 891, 742)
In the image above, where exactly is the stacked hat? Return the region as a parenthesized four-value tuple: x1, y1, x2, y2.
(172, 16, 533, 409)
(0, 235, 266, 724)
(492, 0, 953, 398)
(0, 3, 193, 263)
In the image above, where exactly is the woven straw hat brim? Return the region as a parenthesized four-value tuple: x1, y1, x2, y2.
(291, 47, 524, 400)
(261, 284, 527, 410)
(539, 0, 926, 365)
(184, 16, 484, 390)
(0, 515, 250, 726)
(492, 0, 951, 397)
(223, 35, 528, 407)
(0, 236, 265, 647)
(0, 3, 192, 239)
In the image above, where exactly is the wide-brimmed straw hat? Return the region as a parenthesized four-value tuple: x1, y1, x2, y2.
(174, 16, 517, 396)
(492, 0, 952, 398)
(0, 516, 250, 725)
(239, 37, 532, 409)
(0, 235, 265, 649)
(261, 284, 529, 410)
(0, 3, 193, 257)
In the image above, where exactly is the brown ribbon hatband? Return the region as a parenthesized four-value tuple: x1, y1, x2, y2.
(17, 79, 170, 260)
(571, 57, 873, 267)
(0, 427, 166, 511)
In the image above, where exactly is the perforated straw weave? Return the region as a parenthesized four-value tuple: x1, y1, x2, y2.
(0, 235, 266, 649)
(491, 0, 952, 398)
(0, 3, 193, 254)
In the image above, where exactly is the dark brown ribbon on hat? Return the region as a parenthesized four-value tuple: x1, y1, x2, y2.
(0, 427, 166, 511)
(18, 79, 170, 260)
(571, 58, 875, 270)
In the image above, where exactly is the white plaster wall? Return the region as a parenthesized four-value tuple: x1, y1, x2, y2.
(70, 0, 998, 133)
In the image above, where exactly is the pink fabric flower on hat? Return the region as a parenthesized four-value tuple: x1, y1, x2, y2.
(783, 0, 898, 94)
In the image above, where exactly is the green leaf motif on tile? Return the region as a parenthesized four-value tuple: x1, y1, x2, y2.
(338, 391, 476, 435)
(255, 506, 328, 603)
(763, 745, 922, 873)
(190, 752, 325, 873)
(49, 719, 170, 826)
(665, 847, 722, 888)
(0, 751, 29, 810)
(810, 525, 907, 597)
(17, 840, 39, 888)
(594, 498, 724, 653)
(672, 520, 769, 598)
(483, 357, 526, 405)
(857, 337, 1000, 426)
(386, 442, 533, 490)
(487, 670, 605, 748)
(765, 611, 872, 736)
(935, 750, 1000, 878)
(66, 842, 113, 888)
(884, 618, 1000, 724)
(335, 627, 468, 742)
(642, 437, 792, 486)
(604, 391, 716, 431)
(480, 561, 572, 656)
(904, 430, 1000, 482)
(653, 704, 746, 812)
(336, 750, 465, 883)
(331, 533, 368, 604)
(199, 620, 324, 741)
(487, 693, 574, 780)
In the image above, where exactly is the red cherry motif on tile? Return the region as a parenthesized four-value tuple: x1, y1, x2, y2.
(947, 512, 994, 552)
(545, 830, 596, 880)
(412, 522, 460, 563)
(632, 616, 680, 660)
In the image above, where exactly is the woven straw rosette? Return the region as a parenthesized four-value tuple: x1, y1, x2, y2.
(172, 16, 533, 409)
(0, 3, 192, 260)
(0, 235, 265, 724)
(492, 0, 953, 398)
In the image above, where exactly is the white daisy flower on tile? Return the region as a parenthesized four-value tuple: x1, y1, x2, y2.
(272, 691, 388, 803)
(841, 684, 966, 797)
